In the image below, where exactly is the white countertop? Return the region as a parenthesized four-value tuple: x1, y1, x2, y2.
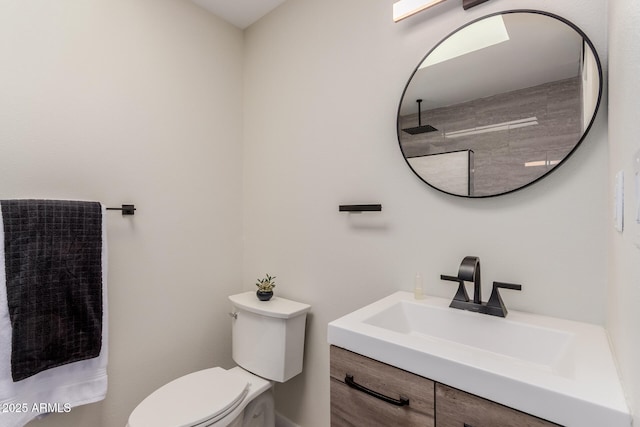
(327, 291, 631, 427)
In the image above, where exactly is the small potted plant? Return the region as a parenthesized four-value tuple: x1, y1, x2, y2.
(256, 274, 276, 301)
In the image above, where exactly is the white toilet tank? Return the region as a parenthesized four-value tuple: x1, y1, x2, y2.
(229, 292, 310, 383)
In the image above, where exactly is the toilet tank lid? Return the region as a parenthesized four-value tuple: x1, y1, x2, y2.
(229, 292, 310, 319)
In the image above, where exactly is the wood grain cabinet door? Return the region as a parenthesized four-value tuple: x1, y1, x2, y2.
(330, 346, 435, 427)
(435, 384, 562, 427)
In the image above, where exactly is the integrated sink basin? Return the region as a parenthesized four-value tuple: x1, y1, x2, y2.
(364, 299, 575, 377)
(328, 291, 630, 427)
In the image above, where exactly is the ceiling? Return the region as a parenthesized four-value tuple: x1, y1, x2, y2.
(400, 12, 585, 116)
(191, 0, 286, 29)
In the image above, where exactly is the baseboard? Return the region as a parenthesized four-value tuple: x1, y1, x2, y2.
(275, 412, 301, 427)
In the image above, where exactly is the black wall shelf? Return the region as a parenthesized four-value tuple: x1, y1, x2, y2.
(339, 204, 382, 213)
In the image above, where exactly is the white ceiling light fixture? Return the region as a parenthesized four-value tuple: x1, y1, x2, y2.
(393, 0, 448, 23)
(393, 0, 491, 23)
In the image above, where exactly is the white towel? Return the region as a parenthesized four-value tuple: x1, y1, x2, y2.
(0, 203, 108, 427)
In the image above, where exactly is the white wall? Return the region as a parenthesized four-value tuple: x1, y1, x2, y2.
(243, 0, 609, 426)
(607, 0, 640, 422)
(0, 1, 244, 426)
(0, 1, 621, 426)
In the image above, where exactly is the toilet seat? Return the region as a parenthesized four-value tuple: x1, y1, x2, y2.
(128, 367, 250, 427)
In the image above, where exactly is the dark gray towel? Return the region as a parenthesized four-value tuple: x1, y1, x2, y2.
(1, 200, 103, 382)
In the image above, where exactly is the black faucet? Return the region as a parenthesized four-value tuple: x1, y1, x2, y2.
(458, 256, 482, 304)
(440, 256, 522, 318)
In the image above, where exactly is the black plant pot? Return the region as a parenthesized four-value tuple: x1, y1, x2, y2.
(256, 290, 273, 301)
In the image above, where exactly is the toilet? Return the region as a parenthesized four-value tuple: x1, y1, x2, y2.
(127, 291, 311, 427)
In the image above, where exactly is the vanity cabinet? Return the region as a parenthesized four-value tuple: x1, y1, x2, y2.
(330, 346, 560, 427)
(330, 345, 435, 426)
(435, 383, 560, 427)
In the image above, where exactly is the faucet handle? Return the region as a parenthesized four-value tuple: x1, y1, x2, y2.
(486, 282, 522, 317)
(492, 282, 522, 291)
(440, 275, 470, 303)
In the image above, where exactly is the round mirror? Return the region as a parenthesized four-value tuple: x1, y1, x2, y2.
(397, 10, 602, 197)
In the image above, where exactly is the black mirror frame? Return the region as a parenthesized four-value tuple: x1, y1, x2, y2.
(396, 9, 603, 198)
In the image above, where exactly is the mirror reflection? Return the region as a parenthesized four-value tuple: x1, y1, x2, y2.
(397, 11, 602, 197)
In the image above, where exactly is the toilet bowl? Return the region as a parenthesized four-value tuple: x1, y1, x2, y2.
(127, 292, 310, 427)
(127, 367, 273, 427)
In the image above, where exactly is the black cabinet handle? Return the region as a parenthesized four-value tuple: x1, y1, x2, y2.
(344, 374, 410, 407)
